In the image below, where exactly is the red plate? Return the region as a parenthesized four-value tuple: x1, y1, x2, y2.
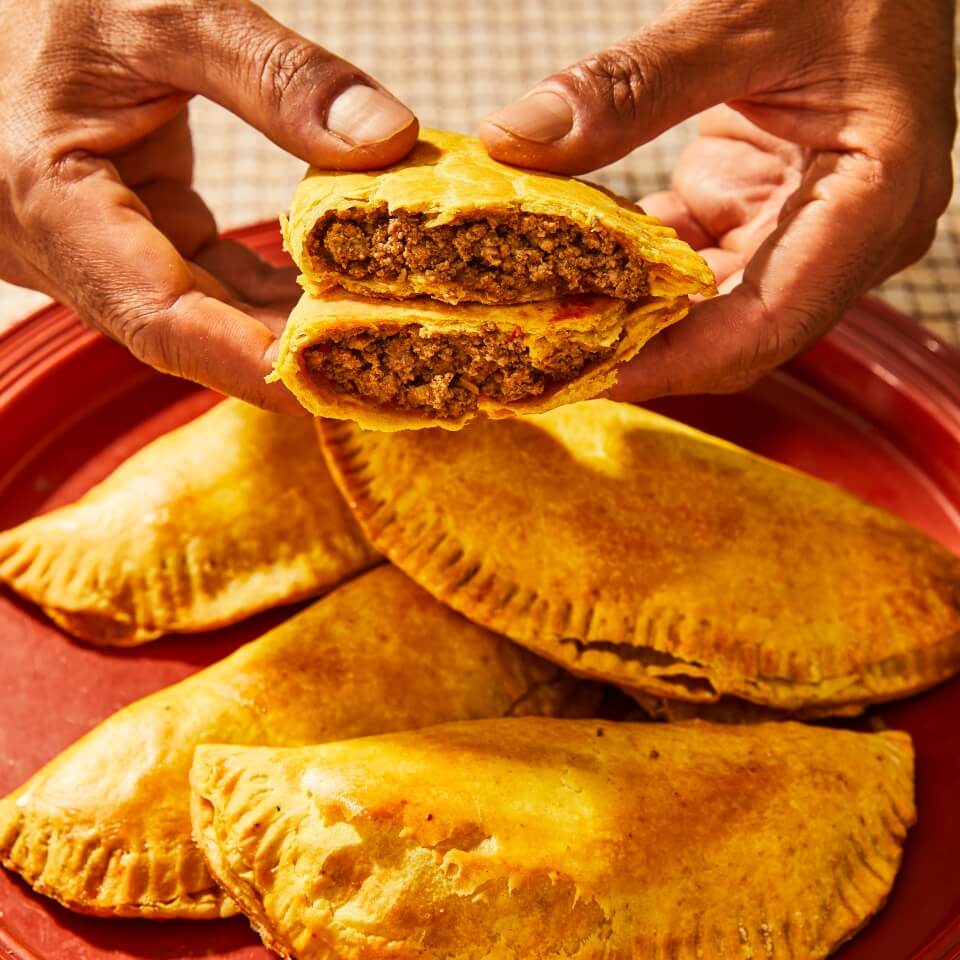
(1, 222, 958, 960)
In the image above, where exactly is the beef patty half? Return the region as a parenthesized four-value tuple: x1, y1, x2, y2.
(308, 209, 649, 303)
(303, 325, 617, 419)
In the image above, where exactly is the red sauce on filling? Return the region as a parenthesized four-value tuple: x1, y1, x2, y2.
(550, 294, 604, 322)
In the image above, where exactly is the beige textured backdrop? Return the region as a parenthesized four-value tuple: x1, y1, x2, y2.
(1, 0, 957, 344)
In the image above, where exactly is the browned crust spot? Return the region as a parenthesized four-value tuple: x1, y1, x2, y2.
(308, 208, 649, 302)
(303, 324, 615, 419)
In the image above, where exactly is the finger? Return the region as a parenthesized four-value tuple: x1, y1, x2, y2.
(124, 1, 418, 170)
(611, 151, 918, 400)
(134, 178, 217, 258)
(638, 190, 714, 249)
(132, 174, 298, 305)
(698, 104, 805, 162)
(25, 153, 303, 415)
(670, 135, 801, 248)
(192, 240, 301, 313)
(111, 108, 194, 186)
(181, 268, 296, 340)
(638, 190, 745, 283)
(479, 6, 786, 173)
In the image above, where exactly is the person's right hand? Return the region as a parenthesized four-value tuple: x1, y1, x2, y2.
(480, 0, 954, 401)
(0, 0, 418, 413)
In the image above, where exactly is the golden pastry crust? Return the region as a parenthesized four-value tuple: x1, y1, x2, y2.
(190, 718, 915, 960)
(318, 400, 960, 713)
(272, 291, 687, 430)
(0, 567, 596, 919)
(0, 399, 379, 645)
(283, 128, 715, 304)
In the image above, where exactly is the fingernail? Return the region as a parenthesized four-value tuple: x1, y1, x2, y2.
(326, 85, 416, 146)
(486, 91, 573, 143)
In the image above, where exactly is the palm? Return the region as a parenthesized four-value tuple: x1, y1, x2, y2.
(641, 107, 806, 290)
(611, 104, 906, 399)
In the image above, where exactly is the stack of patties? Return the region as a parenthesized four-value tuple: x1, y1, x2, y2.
(274, 128, 715, 430)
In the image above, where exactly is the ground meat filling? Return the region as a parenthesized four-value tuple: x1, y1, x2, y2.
(304, 325, 615, 419)
(308, 209, 649, 301)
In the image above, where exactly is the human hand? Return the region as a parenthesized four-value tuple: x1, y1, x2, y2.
(0, 0, 418, 413)
(480, 0, 955, 398)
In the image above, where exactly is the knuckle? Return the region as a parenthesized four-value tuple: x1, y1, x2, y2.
(254, 35, 324, 105)
(729, 295, 829, 393)
(6, 157, 53, 229)
(14, 156, 109, 273)
(760, 311, 813, 362)
(119, 312, 162, 366)
(5, 164, 69, 275)
(574, 39, 666, 117)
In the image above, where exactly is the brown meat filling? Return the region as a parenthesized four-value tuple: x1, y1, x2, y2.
(308, 209, 649, 302)
(304, 325, 614, 419)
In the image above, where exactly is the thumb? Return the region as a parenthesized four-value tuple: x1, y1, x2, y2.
(140, 1, 418, 170)
(479, 8, 765, 174)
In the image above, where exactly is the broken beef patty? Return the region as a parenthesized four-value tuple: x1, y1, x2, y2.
(303, 325, 617, 419)
(307, 208, 650, 304)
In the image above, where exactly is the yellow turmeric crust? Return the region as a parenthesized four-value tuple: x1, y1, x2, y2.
(317, 400, 960, 713)
(283, 128, 715, 305)
(0, 400, 379, 645)
(0, 568, 596, 919)
(191, 718, 915, 960)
